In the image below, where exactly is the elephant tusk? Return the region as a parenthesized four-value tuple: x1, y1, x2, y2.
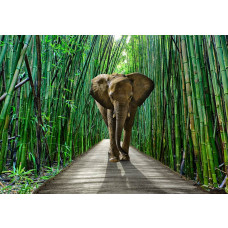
(113, 113, 116, 118)
(128, 112, 130, 118)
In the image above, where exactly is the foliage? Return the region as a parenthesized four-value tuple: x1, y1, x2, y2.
(122, 35, 228, 192)
(0, 164, 62, 194)
(3, 165, 34, 183)
(40, 166, 60, 180)
(1, 164, 34, 193)
(0, 35, 126, 181)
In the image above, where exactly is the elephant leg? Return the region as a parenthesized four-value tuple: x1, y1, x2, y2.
(121, 107, 137, 161)
(95, 101, 108, 127)
(107, 109, 119, 162)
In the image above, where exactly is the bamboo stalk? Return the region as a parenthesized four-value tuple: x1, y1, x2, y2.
(0, 35, 31, 130)
(35, 35, 42, 173)
(0, 77, 30, 102)
(0, 114, 9, 174)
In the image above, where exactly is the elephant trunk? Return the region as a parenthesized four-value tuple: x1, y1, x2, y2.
(115, 102, 128, 156)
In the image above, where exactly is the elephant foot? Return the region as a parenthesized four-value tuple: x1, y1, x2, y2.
(119, 152, 130, 161)
(109, 156, 119, 162)
(108, 147, 119, 162)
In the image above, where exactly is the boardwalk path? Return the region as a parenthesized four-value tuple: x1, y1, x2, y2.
(34, 139, 206, 194)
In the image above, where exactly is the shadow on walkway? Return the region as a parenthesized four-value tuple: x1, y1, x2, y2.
(97, 158, 166, 193)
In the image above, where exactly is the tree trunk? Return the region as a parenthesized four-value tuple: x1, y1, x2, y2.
(36, 35, 42, 173)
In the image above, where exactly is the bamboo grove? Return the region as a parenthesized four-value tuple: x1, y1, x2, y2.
(0, 35, 228, 193)
(123, 35, 228, 193)
(0, 35, 125, 175)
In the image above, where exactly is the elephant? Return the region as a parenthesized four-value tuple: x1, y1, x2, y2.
(90, 73, 154, 162)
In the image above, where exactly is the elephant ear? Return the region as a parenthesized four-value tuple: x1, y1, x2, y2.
(90, 74, 113, 109)
(126, 73, 154, 106)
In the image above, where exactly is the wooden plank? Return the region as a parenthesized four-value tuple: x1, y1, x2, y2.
(34, 139, 207, 194)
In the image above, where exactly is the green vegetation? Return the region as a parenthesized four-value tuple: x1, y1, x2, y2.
(121, 35, 228, 192)
(0, 35, 126, 192)
(0, 35, 228, 193)
(0, 164, 60, 193)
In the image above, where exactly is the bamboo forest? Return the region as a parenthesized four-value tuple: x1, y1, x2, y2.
(0, 35, 228, 194)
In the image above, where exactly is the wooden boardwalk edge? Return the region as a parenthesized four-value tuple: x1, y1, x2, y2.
(33, 140, 103, 194)
(129, 145, 225, 194)
(129, 146, 197, 185)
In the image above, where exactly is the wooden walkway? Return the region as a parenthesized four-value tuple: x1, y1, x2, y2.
(34, 139, 206, 194)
